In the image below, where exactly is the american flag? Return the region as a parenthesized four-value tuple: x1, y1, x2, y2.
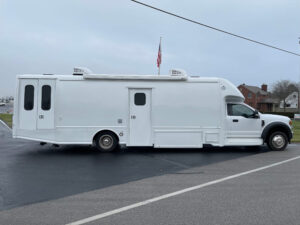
(157, 40, 162, 68)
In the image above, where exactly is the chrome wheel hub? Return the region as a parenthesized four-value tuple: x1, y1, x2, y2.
(272, 135, 285, 149)
(99, 135, 113, 149)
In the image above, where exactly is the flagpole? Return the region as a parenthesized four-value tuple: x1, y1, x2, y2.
(158, 37, 162, 75)
(158, 62, 160, 76)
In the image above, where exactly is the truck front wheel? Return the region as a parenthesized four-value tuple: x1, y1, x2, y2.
(267, 131, 288, 151)
(94, 132, 118, 152)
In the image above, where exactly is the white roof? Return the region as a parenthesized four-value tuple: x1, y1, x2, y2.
(17, 67, 221, 82)
(83, 74, 187, 81)
(71, 67, 189, 81)
(17, 74, 222, 83)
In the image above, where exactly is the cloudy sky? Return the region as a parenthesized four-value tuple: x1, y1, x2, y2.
(0, 0, 299, 96)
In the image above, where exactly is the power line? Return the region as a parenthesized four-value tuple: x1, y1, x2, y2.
(131, 0, 300, 57)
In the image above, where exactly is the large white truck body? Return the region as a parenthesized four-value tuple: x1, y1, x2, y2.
(13, 69, 292, 150)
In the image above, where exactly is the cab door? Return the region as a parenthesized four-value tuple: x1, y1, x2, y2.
(226, 103, 262, 138)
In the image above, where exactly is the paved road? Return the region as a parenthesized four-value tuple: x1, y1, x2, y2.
(0, 122, 299, 225)
(0, 122, 261, 211)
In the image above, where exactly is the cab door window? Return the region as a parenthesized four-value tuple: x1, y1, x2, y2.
(227, 104, 254, 118)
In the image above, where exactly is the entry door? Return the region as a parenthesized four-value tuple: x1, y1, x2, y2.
(18, 79, 38, 130)
(129, 89, 152, 146)
(37, 80, 55, 129)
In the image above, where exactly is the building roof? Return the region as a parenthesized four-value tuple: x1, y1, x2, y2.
(242, 84, 268, 95)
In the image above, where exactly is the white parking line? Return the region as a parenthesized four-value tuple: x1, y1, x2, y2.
(66, 155, 300, 225)
(0, 119, 12, 132)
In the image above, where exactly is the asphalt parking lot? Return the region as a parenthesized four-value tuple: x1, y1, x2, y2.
(0, 122, 300, 225)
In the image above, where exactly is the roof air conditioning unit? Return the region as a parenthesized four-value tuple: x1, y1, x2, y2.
(73, 67, 93, 76)
(169, 69, 187, 76)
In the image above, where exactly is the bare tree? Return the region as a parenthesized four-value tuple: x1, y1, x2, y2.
(272, 80, 298, 112)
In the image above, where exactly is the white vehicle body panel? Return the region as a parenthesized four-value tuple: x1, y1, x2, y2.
(13, 73, 292, 148)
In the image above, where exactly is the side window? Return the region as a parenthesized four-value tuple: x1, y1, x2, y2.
(134, 93, 146, 106)
(41, 85, 51, 110)
(227, 104, 254, 118)
(24, 85, 34, 110)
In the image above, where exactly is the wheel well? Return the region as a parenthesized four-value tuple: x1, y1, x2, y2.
(93, 130, 119, 144)
(264, 126, 291, 143)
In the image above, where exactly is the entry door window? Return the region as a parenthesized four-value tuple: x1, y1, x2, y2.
(134, 93, 146, 106)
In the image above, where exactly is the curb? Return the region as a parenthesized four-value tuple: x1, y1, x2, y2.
(0, 119, 12, 132)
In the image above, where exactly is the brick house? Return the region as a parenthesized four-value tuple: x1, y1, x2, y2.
(237, 84, 278, 112)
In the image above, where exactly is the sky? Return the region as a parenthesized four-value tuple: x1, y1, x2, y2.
(0, 0, 300, 96)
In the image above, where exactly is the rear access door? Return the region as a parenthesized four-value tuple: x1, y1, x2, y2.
(37, 79, 55, 129)
(18, 78, 55, 130)
(18, 79, 38, 130)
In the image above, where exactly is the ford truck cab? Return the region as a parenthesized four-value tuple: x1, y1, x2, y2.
(226, 102, 293, 151)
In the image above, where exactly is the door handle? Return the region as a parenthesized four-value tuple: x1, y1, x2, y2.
(131, 115, 136, 119)
(232, 119, 238, 122)
(39, 115, 44, 119)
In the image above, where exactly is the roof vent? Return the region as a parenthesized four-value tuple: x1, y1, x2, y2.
(169, 69, 187, 76)
(73, 67, 93, 76)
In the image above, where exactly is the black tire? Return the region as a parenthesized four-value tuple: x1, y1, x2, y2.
(94, 132, 118, 152)
(267, 131, 288, 151)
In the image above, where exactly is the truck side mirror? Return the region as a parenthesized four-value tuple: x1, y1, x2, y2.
(253, 110, 259, 119)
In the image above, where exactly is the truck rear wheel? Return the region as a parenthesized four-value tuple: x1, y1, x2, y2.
(267, 131, 288, 151)
(94, 132, 118, 152)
